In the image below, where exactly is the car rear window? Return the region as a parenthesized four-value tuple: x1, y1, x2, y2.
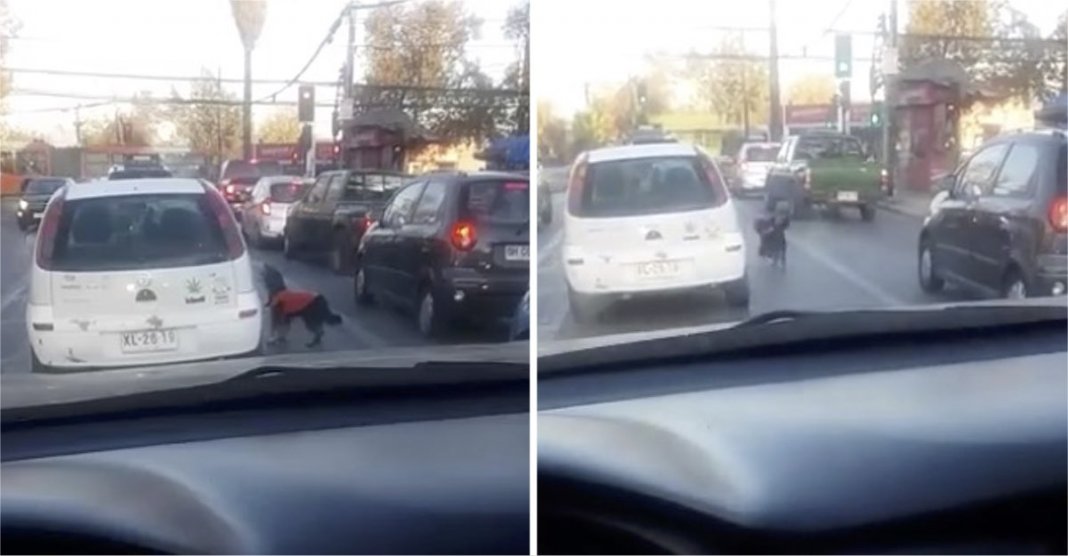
(254, 161, 283, 177)
(744, 146, 779, 162)
(222, 161, 256, 179)
(50, 194, 231, 272)
(797, 135, 865, 159)
(270, 181, 309, 203)
(25, 179, 66, 194)
(462, 179, 529, 224)
(344, 173, 406, 201)
(108, 169, 173, 180)
(578, 156, 725, 218)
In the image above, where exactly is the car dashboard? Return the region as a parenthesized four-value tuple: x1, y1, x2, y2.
(2, 377, 529, 554)
(538, 321, 1068, 554)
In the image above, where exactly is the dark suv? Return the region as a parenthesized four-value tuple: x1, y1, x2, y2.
(354, 172, 530, 338)
(16, 177, 73, 231)
(918, 130, 1067, 299)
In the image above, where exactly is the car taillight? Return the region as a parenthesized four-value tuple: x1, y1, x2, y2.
(201, 183, 245, 259)
(261, 202, 272, 216)
(1049, 196, 1067, 233)
(450, 220, 477, 251)
(566, 154, 589, 214)
(35, 193, 66, 270)
(225, 184, 236, 195)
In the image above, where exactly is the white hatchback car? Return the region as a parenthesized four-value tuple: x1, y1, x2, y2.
(26, 178, 263, 373)
(562, 142, 748, 322)
(239, 175, 312, 248)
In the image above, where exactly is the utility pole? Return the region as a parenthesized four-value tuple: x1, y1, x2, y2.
(741, 34, 750, 138)
(242, 46, 253, 160)
(882, 0, 898, 197)
(216, 67, 223, 170)
(73, 105, 83, 146)
(767, 0, 783, 141)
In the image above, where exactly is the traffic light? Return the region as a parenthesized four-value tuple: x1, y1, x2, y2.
(835, 34, 852, 78)
(870, 101, 884, 127)
(298, 84, 315, 123)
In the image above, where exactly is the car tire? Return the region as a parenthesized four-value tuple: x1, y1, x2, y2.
(416, 285, 448, 339)
(354, 262, 374, 305)
(568, 286, 602, 324)
(918, 239, 945, 293)
(330, 231, 353, 275)
(1002, 268, 1029, 300)
(723, 277, 750, 308)
(860, 204, 876, 221)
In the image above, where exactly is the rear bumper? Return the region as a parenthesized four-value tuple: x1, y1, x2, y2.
(437, 268, 528, 323)
(805, 189, 883, 206)
(26, 295, 263, 371)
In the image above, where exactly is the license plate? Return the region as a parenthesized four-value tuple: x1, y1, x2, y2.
(837, 191, 859, 202)
(120, 329, 179, 353)
(504, 244, 529, 261)
(636, 260, 680, 279)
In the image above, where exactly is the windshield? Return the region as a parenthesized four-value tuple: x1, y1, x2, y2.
(743, 146, 779, 162)
(462, 179, 530, 223)
(24, 179, 66, 195)
(1, 0, 530, 408)
(269, 181, 309, 203)
(576, 156, 723, 218)
(51, 194, 231, 271)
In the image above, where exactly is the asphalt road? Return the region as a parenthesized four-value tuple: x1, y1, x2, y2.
(536, 166, 973, 341)
(0, 201, 494, 375)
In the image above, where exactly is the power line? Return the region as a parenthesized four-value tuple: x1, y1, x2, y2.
(801, 0, 856, 53)
(6, 101, 115, 115)
(7, 67, 339, 87)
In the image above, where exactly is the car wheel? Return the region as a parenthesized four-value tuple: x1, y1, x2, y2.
(918, 240, 945, 293)
(1002, 269, 1029, 300)
(416, 286, 447, 339)
(354, 262, 374, 305)
(568, 286, 602, 324)
(859, 204, 876, 221)
(723, 277, 750, 308)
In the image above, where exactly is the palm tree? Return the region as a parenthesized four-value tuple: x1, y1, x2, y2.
(230, 0, 267, 160)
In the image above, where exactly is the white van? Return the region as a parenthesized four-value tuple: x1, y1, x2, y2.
(562, 143, 748, 322)
(26, 179, 263, 372)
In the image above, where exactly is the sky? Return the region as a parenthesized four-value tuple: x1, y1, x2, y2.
(3, 0, 521, 145)
(533, 0, 1065, 118)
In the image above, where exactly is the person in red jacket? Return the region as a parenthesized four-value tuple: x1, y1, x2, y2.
(262, 265, 342, 348)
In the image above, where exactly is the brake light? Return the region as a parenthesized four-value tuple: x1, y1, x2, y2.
(261, 202, 272, 216)
(450, 220, 477, 251)
(353, 216, 373, 232)
(566, 154, 589, 214)
(35, 193, 66, 270)
(225, 184, 236, 196)
(1050, 196, 1067, 233)
(201, 183, 245, 259)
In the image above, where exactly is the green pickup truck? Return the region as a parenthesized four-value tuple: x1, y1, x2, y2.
(765, 131, 887, 221)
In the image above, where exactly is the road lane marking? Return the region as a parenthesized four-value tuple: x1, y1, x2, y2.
(1, 283, 28, 316)
(539, 228, 563, 265)
(786, 232, 907, 306)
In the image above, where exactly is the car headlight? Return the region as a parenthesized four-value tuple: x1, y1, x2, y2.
(18, 199, 28, 210)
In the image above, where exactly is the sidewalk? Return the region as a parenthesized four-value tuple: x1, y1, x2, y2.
(877, 188, 933, 218)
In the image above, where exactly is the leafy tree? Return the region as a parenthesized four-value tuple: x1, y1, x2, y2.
(169, 70, 242, 163)
(1038, 11, 1067, 99)
(364, 0, 479, 88)
(537, 101, 568, 162)
(257, 108, 301, 143)
(79, 92, 160, 147)
(500, 1, 529, 132)
(787, 74, 836, 105)
(685, 35, 769, 126)
(0, 0, 22, 145)
(230, 0, 266, 51)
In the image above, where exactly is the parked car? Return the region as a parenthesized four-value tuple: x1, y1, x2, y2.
(354, 171, 530, 339)
(283, 170, 410, 274)
(766, 131, 886, 220)
(918, 129, 1067, 299)
(239, 175, 313, 248)
(562, 142, 747, 323)
(16, 177, 73, 231)
(217, 159, 284, 208)
(729, 141, 780, 197)
(26, 178, 261, 373)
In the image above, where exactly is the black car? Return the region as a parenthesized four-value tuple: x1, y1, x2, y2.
(354, 172, 530, 338)
(283, 170, 410, 273)
(918, 129, 1067, 299)
(16, 177, 73, 231)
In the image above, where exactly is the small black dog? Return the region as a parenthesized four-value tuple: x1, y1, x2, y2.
(260, 264, 342, 347)
(754, 206, 790, 267)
